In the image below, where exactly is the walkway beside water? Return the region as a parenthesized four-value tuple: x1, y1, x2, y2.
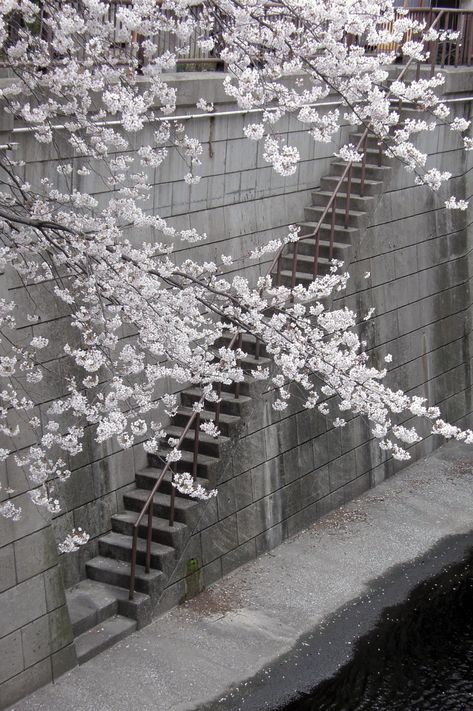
(9, 441, 473, 711)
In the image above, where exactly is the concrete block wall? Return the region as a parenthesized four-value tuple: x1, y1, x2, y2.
(0, 498, 76, 709)
(153, 98, 473, 609)
(0, 74, 350, 591)
(2, 68, 473, 704)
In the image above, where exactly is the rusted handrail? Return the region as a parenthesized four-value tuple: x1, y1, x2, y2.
(128, 8, 446, 601)
(129, 400, 203, 598)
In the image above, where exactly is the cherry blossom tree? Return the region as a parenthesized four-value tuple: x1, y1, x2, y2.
(0, 0, 471, 551)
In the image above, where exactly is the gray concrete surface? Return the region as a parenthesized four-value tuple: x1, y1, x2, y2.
(8, 440, 473, 711)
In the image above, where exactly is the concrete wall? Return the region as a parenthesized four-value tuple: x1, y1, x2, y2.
(154, 97, 473, 611)
(0, 74, 349, 705)
(1, 69, 473, 704)
(0, 74, 349, 592)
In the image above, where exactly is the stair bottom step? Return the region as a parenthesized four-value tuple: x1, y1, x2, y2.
(74, 615, 137, 665)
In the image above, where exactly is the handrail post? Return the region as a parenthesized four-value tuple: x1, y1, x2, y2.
(215, 382, 222, 427)
(313, 229, 320, 279)
(360, 133, 368, 197)
(276, 253, 282, 285)
(330, 201, 336, 261)
(192, 411, 200, 478)
(234, 333, 243, 399)
(344, 164, 352, 227)
(129, 527, 138, 600)
(145, 504, 153, 573)
(291, 241, 298, 289)
(169, 467, 176, 527)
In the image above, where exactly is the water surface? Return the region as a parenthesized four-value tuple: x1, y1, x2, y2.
(284, 552, 473, 711)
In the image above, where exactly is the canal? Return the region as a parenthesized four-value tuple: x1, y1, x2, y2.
(283, 550, 473, 711)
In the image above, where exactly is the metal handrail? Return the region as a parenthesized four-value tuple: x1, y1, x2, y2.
(128, 7, 447, 601)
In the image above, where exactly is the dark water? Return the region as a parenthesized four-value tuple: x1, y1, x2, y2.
(284, 553, 473, 711)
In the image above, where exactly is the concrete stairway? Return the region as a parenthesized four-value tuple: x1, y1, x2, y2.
(65, 342, 270, 663)
(279, 132, 391, 288)
(65, 131, 392, 664)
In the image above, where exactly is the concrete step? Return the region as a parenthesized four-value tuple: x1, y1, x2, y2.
(349, 131, 386, 147)
(297, 221, 358, 243)
(86, 555, 165, 596)
(330, 160, 391, 181)
(216, 332, 268, 357)
(321, 175, 383, 196)
(123, 487, 202, 526)
(281, 253, 334, 275)
(278, 269, 328, 288)
(237, 354, 272, 373)
(287, 237, 352, 259)
(67, 580, 119, 637)
(147, 446, 220, 479)
(311, 190, 375, 212)
(304, 205, 367, 228)
(66, 579, 151, 635)
(112, 510, 189, 548)
(98, 532, 177, 576)
(162, 423, 230, 458)
(219, 374, 256, 397)
(74, 615, 137, 665)
(172, 406, 241, 437)
(365, 147, 396, 166)
(181, 387, 253, 416)
(136, 466, 209, 496)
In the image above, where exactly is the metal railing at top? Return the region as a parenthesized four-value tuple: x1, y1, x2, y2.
(127, 8, 450, 601)
(365, 7, 473, 70)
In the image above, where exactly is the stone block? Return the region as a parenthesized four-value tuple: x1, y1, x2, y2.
(221, 539, 257, 576)
(217, 472, 253, 520)
(274, 414, 299, 456)
(43, 566, 66, 613)
(0, 657, 51, 709)
(73, 492, 117, 541)
(236, 491, 287, 546)
(21, 614, 51, 668)
(296, 439, 315, 477)
(167, 534, 202, 585)
(343, 473, 371, 504)
(0, 630, 23, 685)
(255, 523, 285, 556)
(47, 605, 74, 654)
(61, 465, 95, 511)
(202, 558, 222, 589)
(312, 432, 329, 468)
(300, 466, 330, 506)
(0, 574, 47, 638)
(328, 451, 357, 493)
(51, 643, 77, 681)
(281, 479, 303, 519)
(316, 488, 346, 519)
(0, 489, 50, 548)
(231, 431, 266, 476)
(291, 500, 320, 538)
(193, 496, 218, 533)
(201, 515, 238, 565)
(92, 448, 135, 499)
(0, 544, 16, 593)
(14, 527, 58, 583)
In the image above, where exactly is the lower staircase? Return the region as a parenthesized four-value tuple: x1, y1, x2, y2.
(65, 129, 392, 664)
